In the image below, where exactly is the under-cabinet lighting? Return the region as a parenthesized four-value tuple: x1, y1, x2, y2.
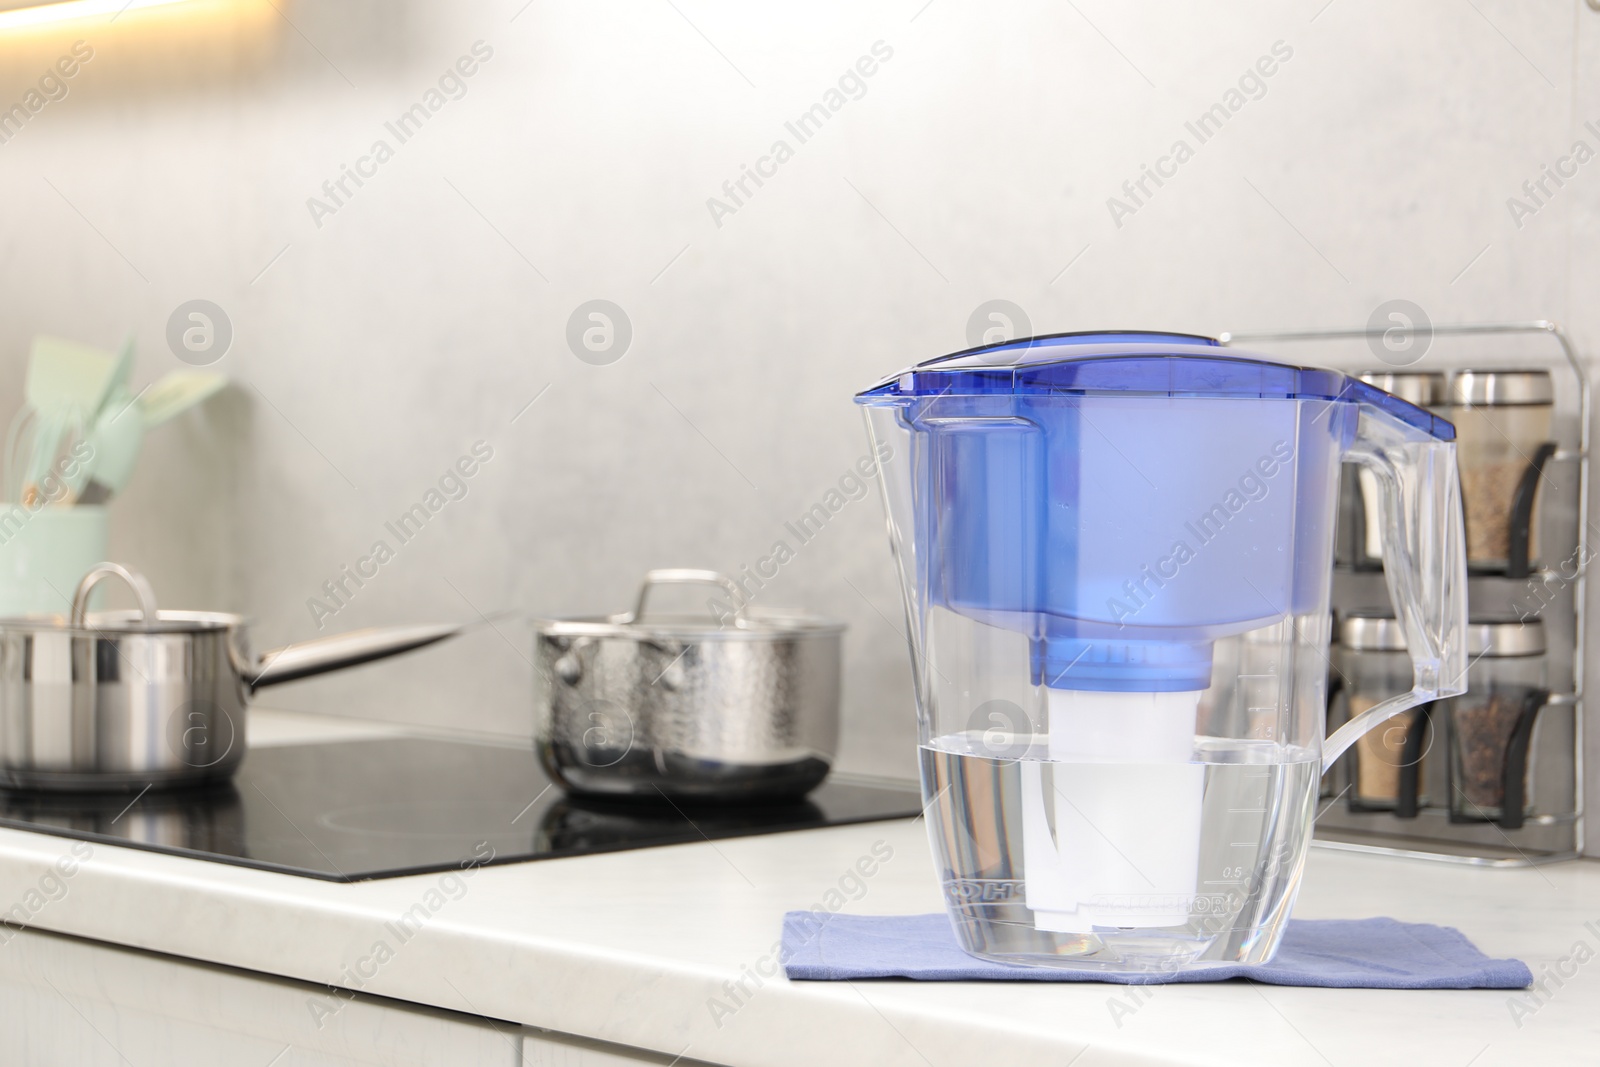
(0, 0, 201, 31)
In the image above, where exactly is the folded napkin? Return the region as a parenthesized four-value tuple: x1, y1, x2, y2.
(782, 912, 1530, 988)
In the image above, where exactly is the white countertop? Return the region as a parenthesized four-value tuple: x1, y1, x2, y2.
(1, 710, 1596, 1067)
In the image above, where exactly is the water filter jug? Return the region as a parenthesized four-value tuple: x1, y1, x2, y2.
(857, 331, 1466, 970)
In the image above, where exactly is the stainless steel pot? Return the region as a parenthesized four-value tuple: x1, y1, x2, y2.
(0, 563, 474, 792)
(534, 570, 844, 802)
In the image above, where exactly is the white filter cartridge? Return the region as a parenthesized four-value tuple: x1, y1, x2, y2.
(1023, 689, 1205, 932)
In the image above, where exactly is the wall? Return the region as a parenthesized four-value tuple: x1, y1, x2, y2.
(0, 1, 1595, 841)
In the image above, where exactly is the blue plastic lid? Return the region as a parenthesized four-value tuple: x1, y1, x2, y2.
(855, 331, 1454, 441)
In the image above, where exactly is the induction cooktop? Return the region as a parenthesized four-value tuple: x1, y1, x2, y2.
(0, 738, 923, 882)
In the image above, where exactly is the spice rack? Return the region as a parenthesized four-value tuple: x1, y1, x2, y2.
(1219, 321, 1586, 866)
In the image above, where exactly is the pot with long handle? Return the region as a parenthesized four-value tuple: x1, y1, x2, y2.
(0, 563, 478, 792)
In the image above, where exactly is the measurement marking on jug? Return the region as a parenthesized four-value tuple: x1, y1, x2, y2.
(1227, 808, 1267, 813)
(1230, 841, 1260, 847)
(1204, 880, 1246, 886)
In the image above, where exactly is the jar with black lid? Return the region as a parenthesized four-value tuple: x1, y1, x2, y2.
(1446, 617, 1548, 829)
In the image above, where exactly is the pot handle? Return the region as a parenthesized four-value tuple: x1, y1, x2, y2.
(622, 569, 748, 628)
(245, 622, 469, 689)
(71, 562, 159, 628)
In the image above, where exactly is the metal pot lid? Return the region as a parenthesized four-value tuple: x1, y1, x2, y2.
(537, 569, 844, 640)
(1448, 370, 1553, 407)
(0, 564, 242, 635)
(0, 610, 242, 635)
(1340, 611, 1407, 652)
(1358, 371, 1446, 408)
(539, 612, 844, 640)
(1464, 616, 1545, 657)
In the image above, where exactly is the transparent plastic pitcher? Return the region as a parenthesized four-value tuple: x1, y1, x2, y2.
(856, 332, 1466, 971)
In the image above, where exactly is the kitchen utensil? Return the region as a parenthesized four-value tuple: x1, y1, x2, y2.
(71, 389, 145, 505)
(73, 369, 222, 504)
(26, 336, 120, 415)
(138, 370, 227, 429)
(4, 405, 38, 504)
(1446, 370, 1555, 572)
(11, 406, 88, 508)
(1444, 617, 1550, 830)
(0, 562, 479, 792)
(534, 569, 844, 801)
(63, 360, 222, 505)
(856, 331, 1466, 972)
(103, 334, 136, 404)
(20, 408, 70, 504)
(22, 336, 119, 495)
(66, 334, 140, 504)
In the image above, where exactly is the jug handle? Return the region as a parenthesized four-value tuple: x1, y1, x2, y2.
(1321, 402, 1468, 773)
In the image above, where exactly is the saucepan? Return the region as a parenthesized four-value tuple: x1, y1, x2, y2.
(0, 562, 476, 792)
(534, 569, 844, 802)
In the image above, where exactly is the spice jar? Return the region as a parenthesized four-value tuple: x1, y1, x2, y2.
(1446, 618, 1548, 828)
(1447, 371, 1554, 570)
(1355, 373, 1447, 565)
(1339, 612, 1428, 812)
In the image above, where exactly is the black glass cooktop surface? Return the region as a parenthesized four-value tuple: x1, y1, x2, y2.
(0, 738, 922, 882)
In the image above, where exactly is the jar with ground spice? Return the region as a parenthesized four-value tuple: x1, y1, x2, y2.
(1338, 612, 1428, 812)
(1446, 617, 1548, 827)
(1447, 370, 1554, 571)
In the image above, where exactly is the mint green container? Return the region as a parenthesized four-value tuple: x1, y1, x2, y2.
(0, 506, 109, 616)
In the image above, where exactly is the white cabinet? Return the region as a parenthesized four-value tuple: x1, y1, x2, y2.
(0, 924, 729, 1066)
(0, 924, 516, 1066)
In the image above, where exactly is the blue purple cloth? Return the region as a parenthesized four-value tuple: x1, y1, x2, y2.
(781, 912, 1531, 988)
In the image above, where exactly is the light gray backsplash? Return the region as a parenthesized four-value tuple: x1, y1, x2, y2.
(0, 2, 1597, 841)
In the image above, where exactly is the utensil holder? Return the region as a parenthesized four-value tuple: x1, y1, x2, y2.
(0, 505, 108, 616)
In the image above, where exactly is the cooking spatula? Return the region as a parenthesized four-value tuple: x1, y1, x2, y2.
(138, 371, 227, 428)
(23, 336, 119, 496)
